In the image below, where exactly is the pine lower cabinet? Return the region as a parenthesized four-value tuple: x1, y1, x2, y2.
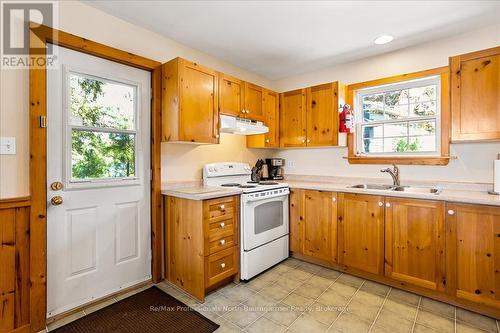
(446, 203, 500, 309)
(165, 195, 239, 302)
(338, 193, 385, 275)
(289, 189, 338, 265)
(385, 198, 446, 292)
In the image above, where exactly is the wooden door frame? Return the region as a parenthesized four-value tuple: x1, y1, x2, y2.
(29, 23, 163, 332)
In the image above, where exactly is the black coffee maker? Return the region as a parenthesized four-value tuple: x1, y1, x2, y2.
(265, 158, 285, 180)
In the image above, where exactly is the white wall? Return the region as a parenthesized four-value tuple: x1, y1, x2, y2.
(272, 24, 500, 184)
(0, 1, 272, 198)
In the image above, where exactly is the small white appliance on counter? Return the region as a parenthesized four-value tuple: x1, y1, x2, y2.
(203, 162, 289, 280)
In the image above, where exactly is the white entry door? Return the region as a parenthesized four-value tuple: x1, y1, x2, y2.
(46, 45, 151, 317)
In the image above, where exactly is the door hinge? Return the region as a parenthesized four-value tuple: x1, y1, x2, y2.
(39, 116, 47, 128)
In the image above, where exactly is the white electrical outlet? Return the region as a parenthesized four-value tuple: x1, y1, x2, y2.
(286, 160, 295, 168)
(0, 137, 16, 155)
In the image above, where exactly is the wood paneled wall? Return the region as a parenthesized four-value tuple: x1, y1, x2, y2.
(0, 198, 30, 333)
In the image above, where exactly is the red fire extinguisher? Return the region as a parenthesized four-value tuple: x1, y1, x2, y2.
(339, 104, 354, 133)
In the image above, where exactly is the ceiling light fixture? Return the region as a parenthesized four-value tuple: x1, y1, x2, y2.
(374, 35, 394, 45)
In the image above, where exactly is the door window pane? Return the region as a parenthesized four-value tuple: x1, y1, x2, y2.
(71, 130, 135, 180)
(70, 73, 135, 130)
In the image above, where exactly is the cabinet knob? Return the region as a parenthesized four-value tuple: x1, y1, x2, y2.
(220, 263, 226, 269)
(378, 202, 383, 207)
(220, 239, 226, 245)
(332, 197, 337, 202)
(219, 204, 225, 210)
(246, 110, 250, 114)
(220, 222, 225, 228)
(301, 139, 306, 143)
(386, 203, 391, 208)
(265, 139, 270, 143)
(307, 139, 311, 143)
(241, 109, 245, 114)
(448, 209, 455, 215)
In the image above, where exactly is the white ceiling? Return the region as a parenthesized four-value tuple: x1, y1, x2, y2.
(86, 1, 500, 80)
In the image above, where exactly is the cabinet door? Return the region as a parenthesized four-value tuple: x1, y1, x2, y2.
(219, 73, 244, 117)
(179, 59, 219, 143)
(338, 193, 385, 275)
(303, 190, 338, 263)
(280, 89, 307, 147)
(446, 203, 500, 308)
(289, 189, 304, 253)
(263, 89, 280, 147)
(451, 47, 500, 141)
(244, 82, 265, 121)
(385, 198, 446, 291)
(246, 89, 280, 148)
(306, 82, 340, 147)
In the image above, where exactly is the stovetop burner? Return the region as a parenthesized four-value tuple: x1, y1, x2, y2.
(259, 181, 279, 185)
(221, 183, 241, 187)
(239, 185, 257, 188)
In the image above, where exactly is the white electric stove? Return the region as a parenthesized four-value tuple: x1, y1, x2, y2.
(203, 162, 290, 280)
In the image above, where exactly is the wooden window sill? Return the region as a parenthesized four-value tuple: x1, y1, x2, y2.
(346, 156, 453, 166)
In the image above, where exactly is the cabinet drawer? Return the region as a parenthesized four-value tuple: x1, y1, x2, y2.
(205, 247, 238, 287)
(207, 216, 235, 239)
(207, 232, 236, 255)
(204, 196, 237, 221)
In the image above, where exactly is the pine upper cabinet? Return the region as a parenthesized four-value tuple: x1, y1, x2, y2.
(244, 82, 265, 121)
(219, 73, 244, 117)
(162, 57, 219, 144)
(446, 203, 500, 308)
(289, 189, 338, 264)
(247, 89, 280, 148)
(385, 198, 446, 292)
(450, 46, 500, 141)
(338, 193, 385, 275)
(306, 82, 345, 146)
(280, 89, 307, 147)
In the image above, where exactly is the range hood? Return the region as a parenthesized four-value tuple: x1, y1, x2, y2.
(219, 115, 269, 135)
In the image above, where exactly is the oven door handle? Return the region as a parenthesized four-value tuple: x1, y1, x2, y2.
(242, 190, 290, 202)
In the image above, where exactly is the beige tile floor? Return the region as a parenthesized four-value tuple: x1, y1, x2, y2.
(44, 258, 500, 333)
(158, 258, 500, 333)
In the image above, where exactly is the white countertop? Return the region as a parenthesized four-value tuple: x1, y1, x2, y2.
(161, 177, 500, 206)
(161, 183, 242, 200)
(284, 179, 500, 207)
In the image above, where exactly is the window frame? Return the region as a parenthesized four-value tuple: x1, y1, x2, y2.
(355, 75, 441, 156)
(62, 65, 143, 189)
(346, 67, 451, 166)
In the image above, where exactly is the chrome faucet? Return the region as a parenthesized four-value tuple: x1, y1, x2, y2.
(381, 165, 400, 186)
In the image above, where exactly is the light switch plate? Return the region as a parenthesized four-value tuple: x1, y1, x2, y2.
(0, 137, 16, 155)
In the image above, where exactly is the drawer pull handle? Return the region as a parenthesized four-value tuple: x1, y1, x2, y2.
(220, 263, 226, 269)
(220, 239, 226, 245)
(220, 222, 225, 228)
(448, 209, 455, 215)
(219, 204, 225, 210)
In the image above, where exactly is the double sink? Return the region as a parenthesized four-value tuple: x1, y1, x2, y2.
(349, 184, 441, 194)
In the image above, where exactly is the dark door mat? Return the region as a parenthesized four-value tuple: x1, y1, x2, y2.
(52, 286, 219, 333)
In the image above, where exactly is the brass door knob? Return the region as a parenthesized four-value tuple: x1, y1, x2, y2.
(51, 196, 63, 206)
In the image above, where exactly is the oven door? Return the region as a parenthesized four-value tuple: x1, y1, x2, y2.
(242, 190, 289, 251)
